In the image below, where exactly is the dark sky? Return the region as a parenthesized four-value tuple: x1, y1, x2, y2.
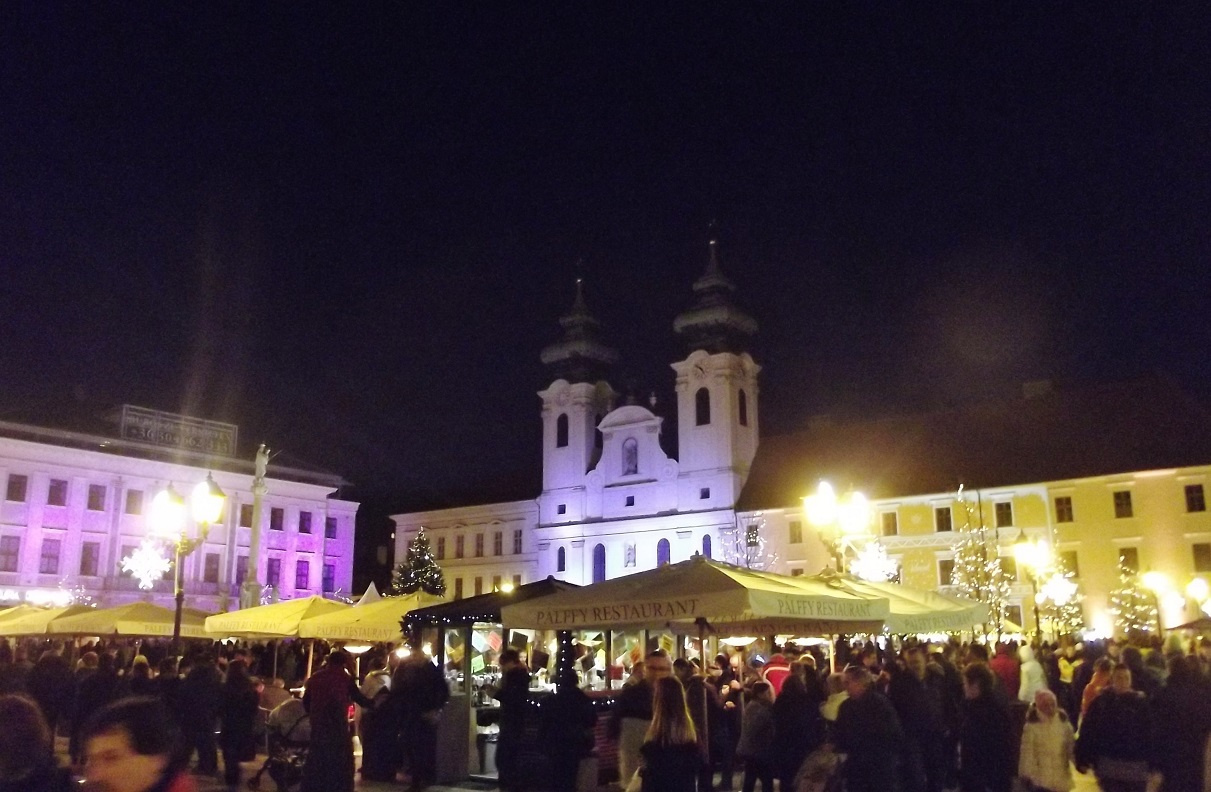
(3, 4, 1210, 535)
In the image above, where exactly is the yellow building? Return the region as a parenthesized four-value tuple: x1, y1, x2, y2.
(736, 378, 1211, 636)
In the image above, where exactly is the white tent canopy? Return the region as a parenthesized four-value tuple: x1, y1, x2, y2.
(299, 591, 444, 642)
(205, 595, 349, 639)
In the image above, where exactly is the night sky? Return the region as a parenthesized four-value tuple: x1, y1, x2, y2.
(3, 4, 1210, 559)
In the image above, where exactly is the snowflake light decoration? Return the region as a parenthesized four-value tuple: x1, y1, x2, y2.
(122, 540, 171, 590)
(850, 542, 899, 582)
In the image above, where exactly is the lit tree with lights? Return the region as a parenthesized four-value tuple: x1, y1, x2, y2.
(390, 528, 447, 597)
(950, 487, 1014, 633)
(1036, 556, 1085, 638)
(722, 514, 779, 571)
(1109, 559, 1157, 637)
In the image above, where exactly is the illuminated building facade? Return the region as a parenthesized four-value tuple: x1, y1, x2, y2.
(0, 411, 358, 612)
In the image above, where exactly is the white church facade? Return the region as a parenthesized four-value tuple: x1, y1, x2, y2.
(391, 239, 782, 596)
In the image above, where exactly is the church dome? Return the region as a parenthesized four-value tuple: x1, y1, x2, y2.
(540, 278, 618, 383)
(673, 236, 758, 354)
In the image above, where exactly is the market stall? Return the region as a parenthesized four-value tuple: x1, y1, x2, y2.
(48, 602, 213, 638)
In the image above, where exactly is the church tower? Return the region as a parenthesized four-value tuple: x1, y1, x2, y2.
(671, 235, 760, 506)
(537, 279, 617, 524)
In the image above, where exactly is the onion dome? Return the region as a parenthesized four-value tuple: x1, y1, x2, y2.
(540, 278, 618, 383)
(673, 235, 758, 354)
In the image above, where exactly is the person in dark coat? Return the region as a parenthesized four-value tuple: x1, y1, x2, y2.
(152, 657, 181, 716)
(541, 669, 598, 792)
(300, 650, 373, 792)
(26, 648, 73, 745)
(886, 652, 933, 792)
(1149, 656, 1211, 792)
(674, 657, 723, 792)
(489, 648, 532, 792)
(179, 651, 222, 775)
(72, 651, 121, 767)
(773, 674, 825, 791)
(0, 694, 75, 792)
(958, 662, 1014, 792)
(357, 656, 398, 783)
(736, 681, 775, 792)
(219, 658, 260, 789)
(639, 675, 701, 792)
(1075, 666, 1153, 792)
(390, 647, 449, 792)
(833, 664, 906, 792)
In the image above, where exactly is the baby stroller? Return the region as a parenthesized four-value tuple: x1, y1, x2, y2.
(247, 710, 310, 791)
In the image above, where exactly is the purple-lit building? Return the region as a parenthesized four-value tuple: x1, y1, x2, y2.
(0, 408, 358, 612)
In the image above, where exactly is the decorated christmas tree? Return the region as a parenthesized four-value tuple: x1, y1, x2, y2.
(390, 528, 447, 596)
(950, 487, 1014, 634)
(1036, 556, 1085, 638)
(1108, 559, 1156, 637)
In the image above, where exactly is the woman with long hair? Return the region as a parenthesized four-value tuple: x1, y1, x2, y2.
(638, 676, 700, 792)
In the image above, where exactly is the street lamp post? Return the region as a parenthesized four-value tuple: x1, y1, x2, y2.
(1014, 537, 1051, 638)
(804, 481, 872, 574)
(149, 473, 226, 656)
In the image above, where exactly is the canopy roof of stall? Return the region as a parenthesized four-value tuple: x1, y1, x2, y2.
(798, 573, 989, 634)
(0, 604, 95, 635)
(403, 577, 578, 633)
(205, 595, 349, 638)
(500, 556, 889, 634)
(48, 602, 213, 637)
(300, 591, 445, 642)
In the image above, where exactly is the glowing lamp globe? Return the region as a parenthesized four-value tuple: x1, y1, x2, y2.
(192, 474, 226, 524)
(148, 486, 187, 542)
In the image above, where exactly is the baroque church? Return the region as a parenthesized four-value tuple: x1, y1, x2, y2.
(391, 238, 767, 596)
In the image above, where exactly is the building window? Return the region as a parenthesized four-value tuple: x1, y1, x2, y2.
(657, 538, 671, 567)
(325, 516, 338, 538)
(493, 531, 502, 556)
(700, 488, 710, 500)
(455, 535, 465, 559)
(1059, 550, 1080, 578)
(299, 511, 312, 534)
(266, 558, 281, 587)
(1193, 543, 1211, 573)
(994, 502, 1013, 528)
(6, 474, 28, 503)
(513, 574, 522, 589)
(556, 414, 569, 448)
(436, 537, 446, 560)
(738, 389, 748, 426)
(295, 560, 309, 589)
(39, 538, 61, 574)
(322, 564, 335, 593)
(625, 495, 635, 507)
(1186, 484, 1206, 513)
(80, 541, 100, 576)
(791, 568, 804, 577)
(492, 575, 502, 591)
(454, 578, 464, 599)
(239, 504, 254, 528)
(695, 388, 711, 426)
(557, 504, 566, 515)
(881, 512, 899, 537)
(513, 529, 522, 554)
(235, 556, 248, 586)
(87, 484, 106, 511)
(270, 508, 284, 531)
(0, 536, 19, 572)
(625, 544, 636, 567)
(702, 535, 712, 559)
(474, 577, 483, 596)
(1113, 491, 1133, 518)
(1005, 605, 1024, 629)
(1119, 547, 1140, 573)
(789, 521, 803, 544)
(204, 553, 220, 584)
(557, 546, 566, 572)
(935, 506, 952, 532)
(622, 438, 638, 475)
(592, 543, 606, 583)
(125, 489, 143, 515)
(475, 534, 484, 557)
(47, 479, 68, 507)
(938, 558, 955, 586)
(1054, 496, 1073, 523)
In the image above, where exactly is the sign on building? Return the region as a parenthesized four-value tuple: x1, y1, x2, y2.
(118, 405, 238, 456)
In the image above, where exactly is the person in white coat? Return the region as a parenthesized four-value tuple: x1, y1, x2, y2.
(1018, 689, 1074, 792)
(1019, 645, 1049, 703)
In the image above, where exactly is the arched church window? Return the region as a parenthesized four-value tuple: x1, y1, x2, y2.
(622, 437, 638, 475)
(592, 544, 606, 583)
(556, 414, 569, 448)
(738, 389, 748, 426)
(702, 535, 712, 559)
(657, 538, 671, 567)
(557, 546, 566, 573)
(695, 388, 711, 426)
